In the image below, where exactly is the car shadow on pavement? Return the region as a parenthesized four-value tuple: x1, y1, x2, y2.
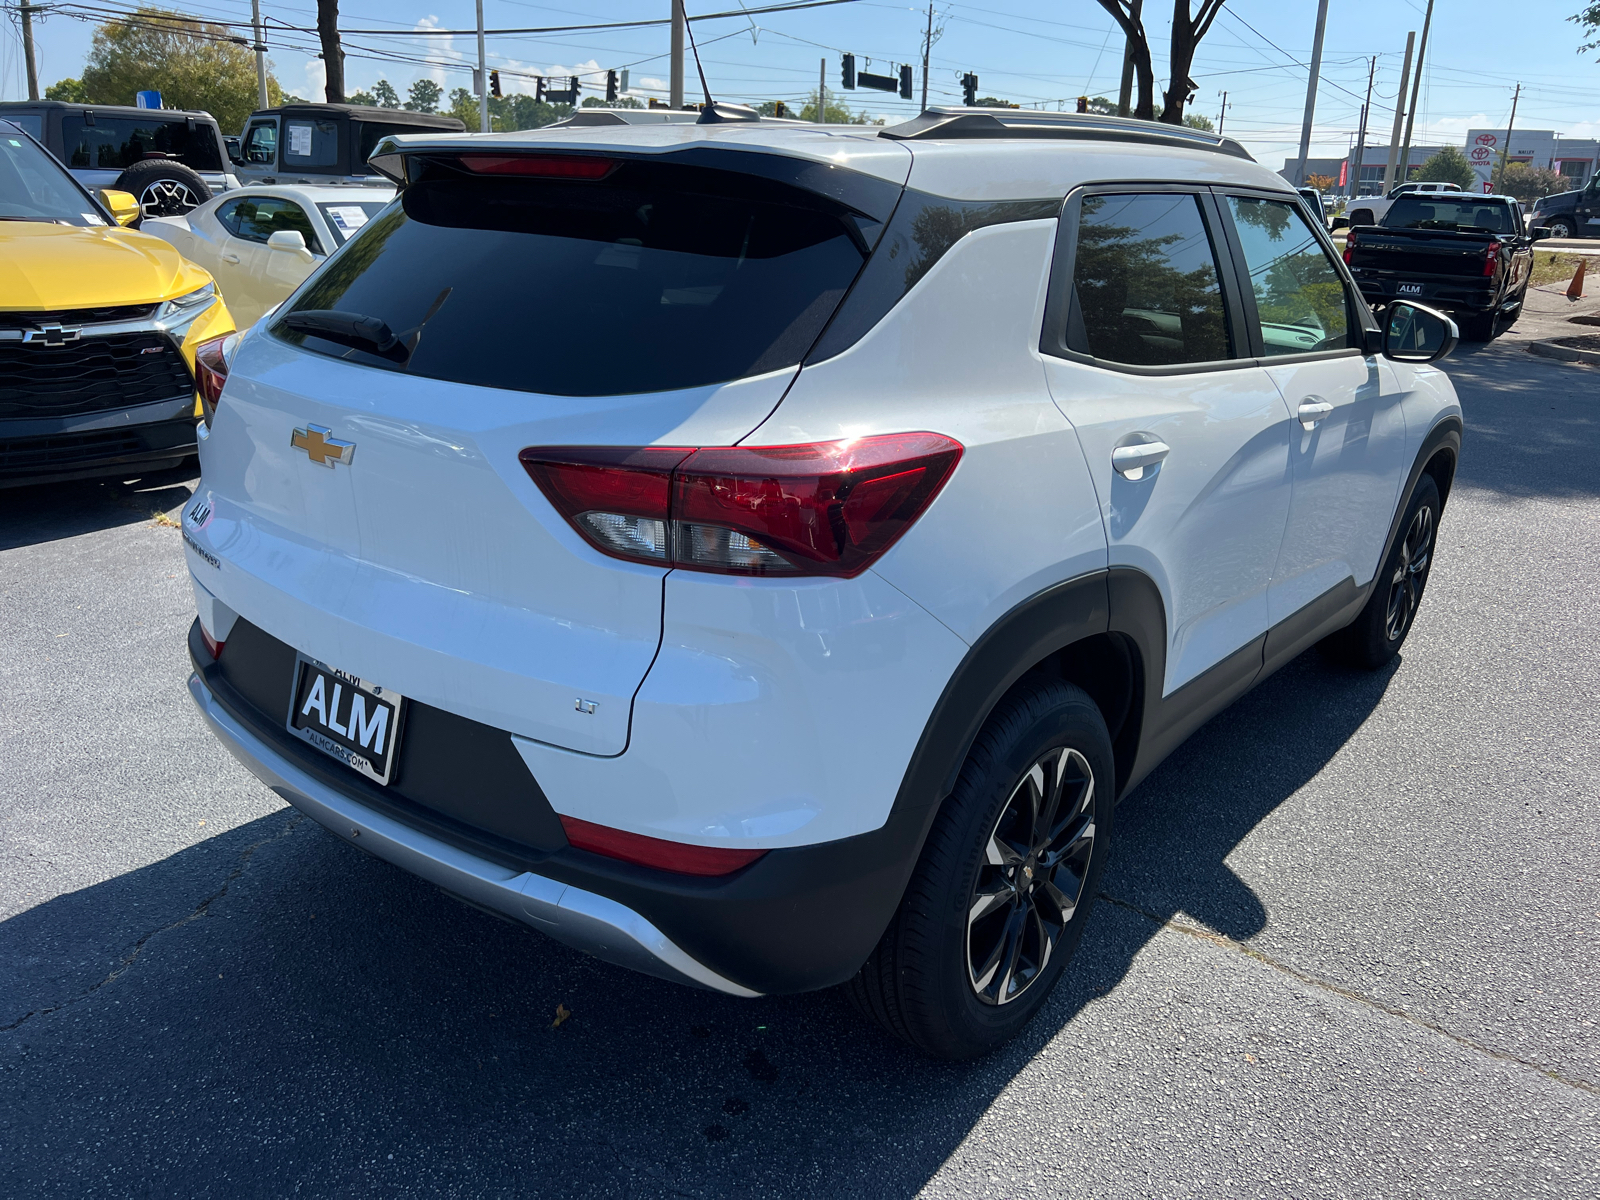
(0, 461, 197, 552)
(0, 648, 1396, 1197)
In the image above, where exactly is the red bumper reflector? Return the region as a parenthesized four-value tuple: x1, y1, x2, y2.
(200, 625, 225, 659)
(559, 815, 767, 877)
(457, 153, 617, 179)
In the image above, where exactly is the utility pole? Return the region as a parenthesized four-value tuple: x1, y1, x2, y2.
(1496, 83, 1521, 191)
(251, 0, 269, 109)
(1216, 90, 1228, 135)
(20, 1, 40, 100)
(920, 3, 933, 111)
(1292, 0, 1331, 187)
(670, 0, 685, 108)
(1398, 0, 1434, 185)
(475, 0, 489, 132)
(1350, 56, 1376, 197)
(1116, 0, 1141, 118)
(817, 57, 826, 123)
(1380, 31, 1415, 196)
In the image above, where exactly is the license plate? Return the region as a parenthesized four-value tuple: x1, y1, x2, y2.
(286, 654, 406, 785)
(1397, 282, 1424, 296)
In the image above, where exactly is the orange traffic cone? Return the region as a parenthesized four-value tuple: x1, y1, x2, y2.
(1568, 257, 1587, 301)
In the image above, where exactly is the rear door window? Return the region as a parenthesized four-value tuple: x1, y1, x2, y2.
(283, 120, 338, 169)
(60, 116, 222, 172)
(275, 156, 870, 396)
(1069, 192, 1232, 366)
(1223, 196, 1352, 356)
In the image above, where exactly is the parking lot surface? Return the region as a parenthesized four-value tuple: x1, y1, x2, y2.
(3, 324, 1597, 1196)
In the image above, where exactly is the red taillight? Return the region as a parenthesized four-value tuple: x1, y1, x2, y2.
(193, 333, 231, 422)
(200, 624, 225, 659)
(519, 433, 963, 578)
(1343, 229, 1356, 264)
(559, 815, 766, 876)
(1483, 240, 1501, 277)
(457, 153, 616, 179)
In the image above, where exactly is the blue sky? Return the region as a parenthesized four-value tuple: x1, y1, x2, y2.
(6, 0, 1599, 168)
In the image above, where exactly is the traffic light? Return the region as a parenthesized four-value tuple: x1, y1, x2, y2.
(774, 100, 789, 118)
(570, 76, 580, 100)
(962, 73, 978, 106)
(841, 53, 856, 90)
(1076, 95, 1088, 114)
(489, 70, 501, 98)
(899, 64, 913, 100)
(535, 77, 545, 102)
(606, 69, 618, 102)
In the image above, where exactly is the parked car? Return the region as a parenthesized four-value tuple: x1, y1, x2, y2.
(1529, 175, 1600, 239)
(143, 185, 393, 328)
(1344, 180, 1464, 229)
(0, 119, 233, 488)
(0, 100, 237, 218)
(233, 103, 464, 186)
(1344, 192, 1536, 340)
(182, 108, 1461, 1058)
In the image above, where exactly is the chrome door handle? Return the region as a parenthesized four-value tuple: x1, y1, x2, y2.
(221, 253, 241, 264)
(1111, 441, 1170, 480)
(1297, 398, 1334, 429)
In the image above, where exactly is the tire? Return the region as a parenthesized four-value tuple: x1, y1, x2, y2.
(1462, 310, 1498, 341)
(845, 678, 1114, 1060)
(1348, 208, 1375, 226)
(1320, 473, 1441, 670)
(113, 159, 212, 220)
(1545, 218, 1574, 239)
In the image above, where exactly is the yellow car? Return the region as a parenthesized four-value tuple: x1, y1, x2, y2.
(1, 117, 234, 489)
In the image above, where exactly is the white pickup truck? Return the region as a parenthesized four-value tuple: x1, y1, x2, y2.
(1344, 181, 1464, 227)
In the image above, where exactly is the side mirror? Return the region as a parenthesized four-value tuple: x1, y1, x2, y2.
(1382, 301, 1457, 364)
(1529, 226, 1550, 241)
(267, 229, 316, 262)
(1331, 216, 1350, 231)
(99, 188, 140, 226)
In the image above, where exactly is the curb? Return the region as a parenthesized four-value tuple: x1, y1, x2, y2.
(1528, 340, 1600, 366)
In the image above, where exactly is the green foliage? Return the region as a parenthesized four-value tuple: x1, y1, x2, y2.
(1575, 2, 1600, 55)
(1416, 145, 1477, 192)
(348, 79, 401, 109)
(583, 96, 644, 109)
(405, 79, 443, 113)
(1182, 112, 1215, 131)
(77, 7, 282, 132)
(794, 90, 881, 124)
(446, 86, 479, 128)
(46, 77, 90, 102)
(1493, 160, 1566, 201)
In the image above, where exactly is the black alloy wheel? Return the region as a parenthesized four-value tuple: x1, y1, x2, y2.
(1383, 500, 1435, 644)
(846, 678, 1114, 1059)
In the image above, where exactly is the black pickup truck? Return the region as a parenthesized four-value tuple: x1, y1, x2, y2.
(1343, 193, 1539, 340)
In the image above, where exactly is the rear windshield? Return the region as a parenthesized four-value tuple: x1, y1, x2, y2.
(1383, 197, 1518, 233)
(274, 157, 870, 396)
(61, 115, 223, 172)
(316, 200, 390, 246)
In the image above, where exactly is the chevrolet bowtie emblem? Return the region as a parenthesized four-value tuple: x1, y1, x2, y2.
(290, 424, 355, 467)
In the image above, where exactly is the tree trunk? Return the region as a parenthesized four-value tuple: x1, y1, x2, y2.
(1161, 0, 1194, 123)
(318, 0, 344, 103)
(1095, 0, 1156, 120)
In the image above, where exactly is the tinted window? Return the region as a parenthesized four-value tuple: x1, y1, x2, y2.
(225, 196, 322, 253)
(61, 116, 222, 172)
(0, 129, 101, 225)
(283, 119, 338, 167)
(4, 114, 44, 139)
(275, 160, 868, 396)
(242, 121, 276, 165)
(1225, 196, 1351, 356)
(353, 121, 453, 172)
(316, 200, 389, 246)
(1071, 192, 1231, 366)
(1383, 196, 1516, 233)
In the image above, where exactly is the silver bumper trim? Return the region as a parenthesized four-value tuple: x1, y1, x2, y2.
(186, 672, 761, 998)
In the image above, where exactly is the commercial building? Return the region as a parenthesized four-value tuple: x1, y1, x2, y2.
(1282, 146, 1448, 196)
(1462, 129, 1598, 190)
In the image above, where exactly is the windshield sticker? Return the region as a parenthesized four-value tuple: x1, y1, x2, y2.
(326, 206, 369, 233)
(82, 212, 104, 225)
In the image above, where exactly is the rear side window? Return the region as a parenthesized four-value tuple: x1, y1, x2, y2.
(224, 196, 323, 253)
(275, 157, 869, 397)
(1224, 196, 1351, 356)
(60, 116, 222, 172)
(283, 120, 338, 168)
(1070, 192, 1231, 367)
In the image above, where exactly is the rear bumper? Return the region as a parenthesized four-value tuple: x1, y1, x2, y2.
(1355, 277, 1507, 315)
(0, 403, 195, 488)
(187, 668, 762, 997)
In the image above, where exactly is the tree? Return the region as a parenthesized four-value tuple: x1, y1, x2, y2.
(1574, 2, 1600, 55)
(349, 78, 401, 108)
(583, 95, 645, 109)
(405, 79, 442, 113)
(446, 87, 479, 128)
(45, 77, 89, 102)
(1305, 172, 1336, 191)
(1093, 0, 1227, 124)
(974, 95, 1021, 109)
(1415, 145, 1476, 192)
(1183, 112, 1214, 132)
(317, 0, 343, 102)
(1494, 161, 1565, 201)
(77, 8, 282, 133)
(795, 90, 880, 124)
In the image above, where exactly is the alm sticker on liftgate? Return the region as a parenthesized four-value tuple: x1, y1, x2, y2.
(286, 653, 407, 785)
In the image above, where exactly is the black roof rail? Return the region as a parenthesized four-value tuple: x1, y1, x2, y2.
(879, 107, 1254, 161)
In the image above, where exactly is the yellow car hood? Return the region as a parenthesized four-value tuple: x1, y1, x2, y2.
(0, 222, 213, 311)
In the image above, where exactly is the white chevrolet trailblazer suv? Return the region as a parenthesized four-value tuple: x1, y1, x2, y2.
(183, 107, 1462, 1059)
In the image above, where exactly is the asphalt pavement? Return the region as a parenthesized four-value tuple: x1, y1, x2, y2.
(3, 312, 1598, 1196)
